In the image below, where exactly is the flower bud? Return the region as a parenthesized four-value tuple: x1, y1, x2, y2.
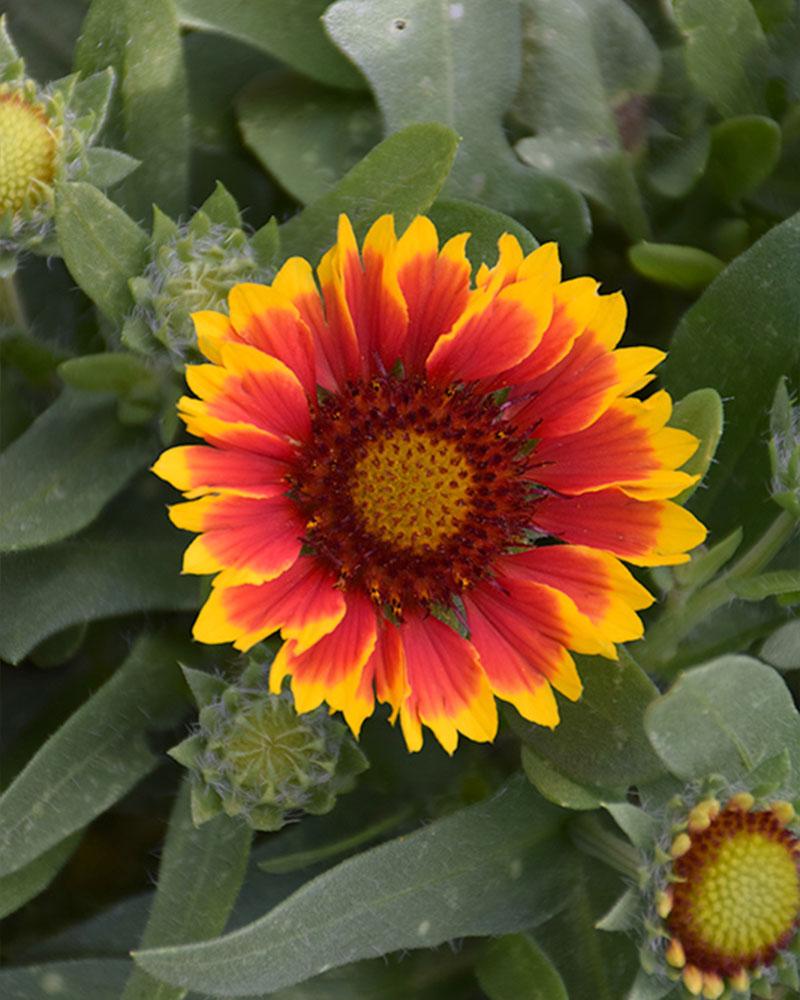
(769, 377, 800, 519)
(125, 209, 259, 365)
(0, 16, 126, 273)
(170, 658, 369, 830)
(597, 777, 800, 1000)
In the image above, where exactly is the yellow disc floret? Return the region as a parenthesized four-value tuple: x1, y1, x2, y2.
(664, 797, 800, 989)
(689, 829, 799, 956)
(0, 88, 56, 215)
(350, 428, 474, 551)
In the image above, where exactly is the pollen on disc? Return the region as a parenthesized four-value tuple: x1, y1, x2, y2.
(350, 429, 474, 552)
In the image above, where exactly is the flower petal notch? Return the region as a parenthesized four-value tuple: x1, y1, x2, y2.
(154, 212, 707, 752)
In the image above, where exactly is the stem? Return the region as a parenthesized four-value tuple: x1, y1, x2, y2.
(0, 275, 27, 329)
(568, 814, 640, 881)
(640, 509, 797, 673)
(720, 508, 797, 583)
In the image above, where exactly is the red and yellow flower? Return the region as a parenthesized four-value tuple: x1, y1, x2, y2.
(153, 214, 706, 752)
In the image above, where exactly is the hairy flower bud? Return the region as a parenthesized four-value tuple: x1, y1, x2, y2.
(126, 209, 260, 365)
(0, 15, 129, 274)
(169, 658, 369, 830)
(769, 377, 800, 519)
(614, 777, 800, 1000)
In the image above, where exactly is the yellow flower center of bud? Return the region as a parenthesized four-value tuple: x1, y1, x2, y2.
(350, 429, 474, 552)
(667, 803, 800, 978)
(692, 830, 798, 954)
(0, 90, 56, 215)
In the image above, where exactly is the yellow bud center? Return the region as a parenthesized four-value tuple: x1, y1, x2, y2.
(692, 829, 798, 954)
(0, 90, 56, 215)
(350, 429, 474, 552)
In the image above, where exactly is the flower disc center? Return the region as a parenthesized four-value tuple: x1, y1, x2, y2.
(0, 90, 56, 215)
(668, 805, 800, 974)
(292, 376, 535, 611)
(350, 428, 474, 552)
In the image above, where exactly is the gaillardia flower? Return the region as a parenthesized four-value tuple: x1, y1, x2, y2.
(656, 794, 800, 997)
(153, 214, 706, 752)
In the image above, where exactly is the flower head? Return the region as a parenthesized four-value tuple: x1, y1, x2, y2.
(654, 794, 800, 997)
(154, 213, 706, 752)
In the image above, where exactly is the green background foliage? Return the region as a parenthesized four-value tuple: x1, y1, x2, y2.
(1, 0, 798, 997)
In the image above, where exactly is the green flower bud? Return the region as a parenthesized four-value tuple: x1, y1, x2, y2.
(769, 377, 800, 520)
(125, 206, 260, 366)
(170, 659, 369, 831)
(0, 16, 131, 275)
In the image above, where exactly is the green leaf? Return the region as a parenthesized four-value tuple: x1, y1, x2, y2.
(280, 123, 459, 262)
(647, 128, 710, 201)
(198, 181, 242, 229)
(75, 0, 190, 219)
(55, 182, 149, 322)
(532, 853, 638, 1000)
(705, 115, 782, 205)
(514, 0, 657, 239)
(747, 749, 791, 796)
(427, 199, 538, 270)
(0, 497, 200, 664)
(673, 0, 770, 117)
(0, 326, 68, 383)
(176, 0, 365, 90)
(729, 569, 800, 601)
(0, 11, 22, 72)
(476, 934, 568, 1000)
(759, 620, 800, 670)
(507, 651, 664, 794)
(133, 778, 574, 996)
(250, 218, 280, 270)
(0, 634, 190, 878)
(30, 622, 89, 669)
(628, 242, 724, 292)
(238, 74, 380, 205)
(0, 831, 82, 920)
(668, 387, 724, 503)
(644, 654, 800, 785)
(122, 780, 252, 1000)
(0, 391, 154, 553)
(0, 960, 131, 998)
(69, 68, 116, 143)
(661, 211, 800, 542)
(58, 353, 155, 396)
(521, 745, 603, 811)
(603, 803, 658, 851)
(323, 0, 589, 253)
(594, 887, 640, 932)
(258, 806, 412, 875)
(82, 147, 141, 189)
